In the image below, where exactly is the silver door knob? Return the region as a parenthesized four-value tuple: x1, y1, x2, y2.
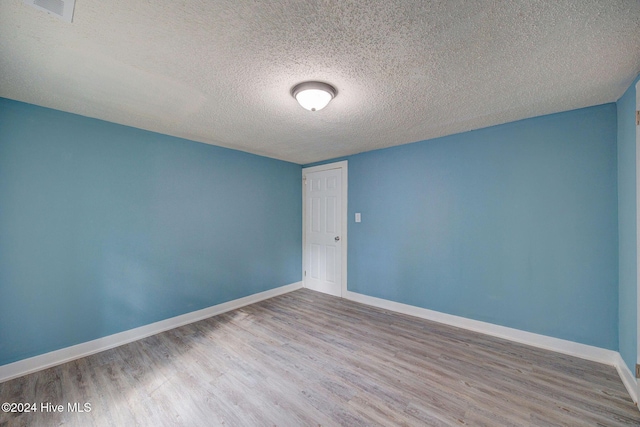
(335, 236, 340, 241)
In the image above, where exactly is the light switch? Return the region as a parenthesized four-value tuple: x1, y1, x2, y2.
(355, 213, 361, 223)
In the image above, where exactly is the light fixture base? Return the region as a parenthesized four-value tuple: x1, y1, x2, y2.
(291, 81, 337, 111)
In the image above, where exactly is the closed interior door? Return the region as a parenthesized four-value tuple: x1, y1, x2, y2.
(304, 167, 342, 296)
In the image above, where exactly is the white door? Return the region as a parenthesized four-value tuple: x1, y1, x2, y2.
(303, 162, 347, 297)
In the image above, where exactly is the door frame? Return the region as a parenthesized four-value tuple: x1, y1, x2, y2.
(302, 161, 348, 297)
(636, 79, 639, 386)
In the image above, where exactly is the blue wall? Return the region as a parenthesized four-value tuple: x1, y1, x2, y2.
(0, 98, 302, 366)
(339, 105, 618, 349)
(0, 94, 626, 366)
(617, 75, 639, 372)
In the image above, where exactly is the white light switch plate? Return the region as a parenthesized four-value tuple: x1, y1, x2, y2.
(355, 213, 361, 223)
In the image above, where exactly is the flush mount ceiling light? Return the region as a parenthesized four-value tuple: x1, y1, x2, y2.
(291, 81, 337, 112)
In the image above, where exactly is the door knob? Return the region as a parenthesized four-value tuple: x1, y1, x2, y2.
(335, 236, 340, 241)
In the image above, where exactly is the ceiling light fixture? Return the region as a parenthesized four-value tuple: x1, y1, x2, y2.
(291, 81, 337, 112)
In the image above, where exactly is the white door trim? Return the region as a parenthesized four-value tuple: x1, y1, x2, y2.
(635, 79, 639, 390)
(302, 161, 348, 297)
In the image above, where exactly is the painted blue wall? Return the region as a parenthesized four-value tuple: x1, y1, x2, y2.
(617, 75, 639, 372)
(0, 98, 302, 366)
(337, 105, 618, 349)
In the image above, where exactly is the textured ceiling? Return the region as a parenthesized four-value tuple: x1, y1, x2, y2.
(1, 1, 639, 164)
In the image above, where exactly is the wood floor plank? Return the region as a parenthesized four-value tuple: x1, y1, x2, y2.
(1, 288, 639, 426)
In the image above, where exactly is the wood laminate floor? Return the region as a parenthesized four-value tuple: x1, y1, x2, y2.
(1, 288, 639, 426)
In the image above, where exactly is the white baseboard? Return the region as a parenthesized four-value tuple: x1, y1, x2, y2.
(345, 290, 638, 405)
(0, 281, 303, 384)
(614, 353, 639, 404)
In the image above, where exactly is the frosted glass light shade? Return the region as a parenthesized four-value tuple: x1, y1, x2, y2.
(292, 82, 336, 111)
(296, 89, 332, 111)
